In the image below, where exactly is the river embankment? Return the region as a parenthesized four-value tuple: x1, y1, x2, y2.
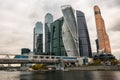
(66, 66, 120, 71)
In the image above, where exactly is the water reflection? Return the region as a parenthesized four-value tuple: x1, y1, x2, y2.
(99, 71, 118, 80)
(62, 71, 94, 80)
(20, 71, 62, 80)
(19, 71, 120, 80)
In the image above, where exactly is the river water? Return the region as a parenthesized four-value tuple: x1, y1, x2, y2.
(0, 70, 120, 80)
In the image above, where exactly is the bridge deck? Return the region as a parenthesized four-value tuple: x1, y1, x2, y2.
(0, 58, 77, 64)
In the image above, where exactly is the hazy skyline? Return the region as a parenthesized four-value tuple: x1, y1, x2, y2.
(0, 0, 119, 58)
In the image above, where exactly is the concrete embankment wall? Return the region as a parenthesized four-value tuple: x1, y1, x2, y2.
(67, 66, 120, 71)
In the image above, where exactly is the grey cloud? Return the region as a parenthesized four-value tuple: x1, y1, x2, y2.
(109, 31, 120, 55)
(90, 0, 120, 9)
(110, 25, 120, 31)
(115, 1, 120, 6)
(109, 21, 120, 31)
(111, 0, 120, 7)
(29, 12, 39, 19)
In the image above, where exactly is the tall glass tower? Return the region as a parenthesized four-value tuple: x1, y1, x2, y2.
(76, 10, 92, 57)
(61, 5, 79, 56)
(33, 22, 43, 55)
(50, 17, 67, 56)
(43, 13, 53, 54)
(61, 5, 92, 57)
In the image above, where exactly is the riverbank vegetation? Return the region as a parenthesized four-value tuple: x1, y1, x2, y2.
(30, 64, 46, 70)
(92, 59, 119, 66)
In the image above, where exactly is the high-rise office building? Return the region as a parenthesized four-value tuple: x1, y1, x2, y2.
(94, 5, 111, 53)
(61, 5, 79, 57)
(21, 48, 31, 55)
(50, 17, 67, 56)
(76, 10, 92, 57)
(43, 13, 53, 54)
(36, 34, 43, 54)
(95, 39, 99, 53)
(61, 5, 92, 57)
(33, 22, 43, 55)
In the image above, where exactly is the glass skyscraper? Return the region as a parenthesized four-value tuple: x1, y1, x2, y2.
(33, 5, 92, 57)
(33, 22, 43, 55)
(61, 5, 92, 57)
(50, 17, 67, 56)
(95, 39, 99, 53)
(43, 13, 53, 54)
(76, 10, 92, 57)
(61, 5, 79, 57)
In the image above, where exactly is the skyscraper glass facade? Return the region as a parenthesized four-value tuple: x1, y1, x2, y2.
(61, 5, 79, 57)
(50, 17, 66, 56)
(95, 39, 99, 53)
(76, 10, 92, 57)
(33, 22, 43, 55)
(36, 34, 43, 54)
(61, 5, 92, 57)
(43, 13, 53, 54)
(33, 5, 92, 58)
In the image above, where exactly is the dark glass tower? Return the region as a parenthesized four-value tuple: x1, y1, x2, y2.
(95, 39, 99, 53)
(36, 34, 43, 54)
(50, 17, 66, 56)
(76, 10, 92, 57)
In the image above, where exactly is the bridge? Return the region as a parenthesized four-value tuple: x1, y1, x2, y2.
(0, 53, 20, 56)
(0, 58, 60, 64)
(0, 55, 78, 64)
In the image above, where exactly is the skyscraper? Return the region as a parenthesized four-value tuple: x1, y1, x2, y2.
(50, 17, 67, 56)
(61, 5, 79, 56)
(95, 39, 99, 53)
(36, 34, 43, 54)
(43, 13, 53, 54)
(94, 5, 111, 53)
(76, 11, 92, 57)
(33, 22, 43, 55)
(61, 5, 92, 57)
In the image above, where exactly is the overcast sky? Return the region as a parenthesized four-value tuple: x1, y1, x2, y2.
(0, 0, 119, 58)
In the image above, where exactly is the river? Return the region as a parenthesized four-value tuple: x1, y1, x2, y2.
(0, 70, 120, 80)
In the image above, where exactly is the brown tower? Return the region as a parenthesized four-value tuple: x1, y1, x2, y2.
(94, 5, 111, 53)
